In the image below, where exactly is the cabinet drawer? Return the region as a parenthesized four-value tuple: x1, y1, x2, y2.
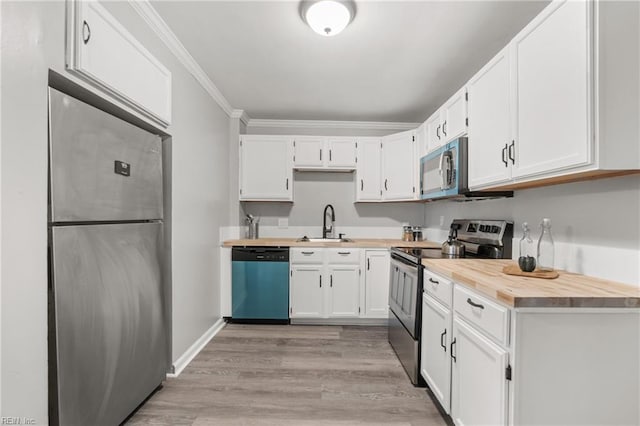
(424, 269, 452, 308)
(326, 248, 360, 264)
(290, 248, 324, 264)
(454, 285, 509, 345)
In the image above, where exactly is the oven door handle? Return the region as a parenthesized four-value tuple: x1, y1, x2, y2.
(390, 253, 421, 269)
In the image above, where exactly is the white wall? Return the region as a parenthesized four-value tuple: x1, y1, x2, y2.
(423, 175, 640, 286)
(1, 2, 229, 423)
(243, 171, 424, 232)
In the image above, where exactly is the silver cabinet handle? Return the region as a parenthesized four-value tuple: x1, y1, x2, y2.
(428, 277, 439, 284)
(436, 124, 441, 140)
(319, 275, 322, 288)
(442, 120, 447, 136)
(384, 179, 388, 191)
(508, 140, 515, 165)
(360, 179, 364, 191)
(338, 251, 351, 255)
(82, 20, 91, 44)
(329, 149, 332, 161)
(320, 149, 322, 161)
(286, 178, 289, 190)
(330, 275, 333, 287)
(301, 251, 314, 255)
(502, 144, 508, 167)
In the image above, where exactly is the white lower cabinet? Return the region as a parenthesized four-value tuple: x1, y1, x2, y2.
(290, 265, 323, 318)
(420, 293, 452, 414)
(327, 265, 360, 318)
(421, 267, 640, 426)
(450, 317, 509, 426)
(289, 248, 360, 319)
(290, 248, 390, 320)
(363, 250, 390, 318)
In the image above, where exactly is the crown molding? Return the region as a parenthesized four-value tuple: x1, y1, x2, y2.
(246, 119, 420, 131)
(128, 0, 235, 117)
(230, 109, 251, 126)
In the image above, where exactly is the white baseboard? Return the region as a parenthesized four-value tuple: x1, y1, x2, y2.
(168, 318, 226, 377)
(290, 318, 389, 326)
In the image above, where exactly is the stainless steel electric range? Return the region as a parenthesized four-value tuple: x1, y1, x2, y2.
(388, 219, 513, 386)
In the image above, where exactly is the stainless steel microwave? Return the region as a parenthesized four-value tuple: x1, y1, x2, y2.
(420, 138, 469, 200)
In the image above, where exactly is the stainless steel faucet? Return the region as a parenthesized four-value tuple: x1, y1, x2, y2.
(322, 204, 335, 239)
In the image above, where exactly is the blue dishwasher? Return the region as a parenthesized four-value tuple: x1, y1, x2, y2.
(231, 247, 289, 322)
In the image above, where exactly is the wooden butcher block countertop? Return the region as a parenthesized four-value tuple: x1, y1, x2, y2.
(223, 238, 442, 249)
(422, 259, 640, 309)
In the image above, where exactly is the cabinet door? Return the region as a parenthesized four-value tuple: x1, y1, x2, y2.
(425, 111, 443, 153)
(327, 266, 360, 318)
(441, 87, 468, 144)
(421, 294, 452, 414)
(327, 138, 356, 169)
(416, 123, 428, 158)
(451, 317, 509, 426)
(364, 250, 390, 318)
(240, 136, 293, 201)
(290, 265, 324, 318)
(467, 47, 513, 189)
(381, 130, 416, 200)
(69, 1, 172, 125)
(512, 0, 590, 179)
(355, 138, 382, 201)
(294, 136, 325, 168)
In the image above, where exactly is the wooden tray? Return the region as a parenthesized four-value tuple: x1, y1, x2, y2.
(502, 264, 559, 279)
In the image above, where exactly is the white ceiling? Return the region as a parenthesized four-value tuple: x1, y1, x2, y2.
(151, 0, 549, 123)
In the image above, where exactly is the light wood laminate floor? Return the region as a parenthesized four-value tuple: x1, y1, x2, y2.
(127, 324, 447, 426)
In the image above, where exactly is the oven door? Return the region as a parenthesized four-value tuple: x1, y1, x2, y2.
(388, 253, 422, 339)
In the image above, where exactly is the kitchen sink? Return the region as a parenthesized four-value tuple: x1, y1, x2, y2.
(296, 236, 354, 243)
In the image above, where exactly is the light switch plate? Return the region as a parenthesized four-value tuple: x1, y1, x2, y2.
(278, 218, 288, 229)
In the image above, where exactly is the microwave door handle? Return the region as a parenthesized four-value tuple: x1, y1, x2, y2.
(444, 155, 453, 188)
(438, 151, 446, 190)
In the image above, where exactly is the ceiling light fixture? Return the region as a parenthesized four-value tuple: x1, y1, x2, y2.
(301, 0, 356, 37)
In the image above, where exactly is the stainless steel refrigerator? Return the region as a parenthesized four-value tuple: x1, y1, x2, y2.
(48, 88, 168, 425)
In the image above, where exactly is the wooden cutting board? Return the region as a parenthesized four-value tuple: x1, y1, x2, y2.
(502, 264, 559, 279)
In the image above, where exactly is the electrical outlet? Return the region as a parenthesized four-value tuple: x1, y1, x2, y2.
(278, 218, 288, 229)
(439, 216, 445, 226)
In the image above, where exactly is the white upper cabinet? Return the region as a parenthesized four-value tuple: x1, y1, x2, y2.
(293, 137, 356, 171)
(355, 138, 383, 201)
(415, 123, 428, 158)
(467, 47, 513, 189)
(425, 87, 468, 154)
(327, 138, 357, 168)
(425, 111, 442, 154)
(465, 0, 639, 190)
(239, 135, 293, 201)
(381, 130, 416, 201)
(511, 0, 590, 179)
(67, 0, 172, 126)
(293, 136, 324, 169)
(441, 87, 468, 144)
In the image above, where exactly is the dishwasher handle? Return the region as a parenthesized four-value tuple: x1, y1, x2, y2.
(232, 247, 289, 262)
